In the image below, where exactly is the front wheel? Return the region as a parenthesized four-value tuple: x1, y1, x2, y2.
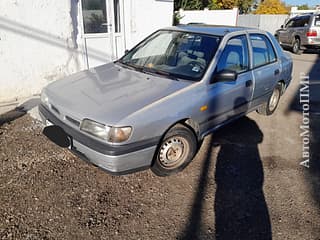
(257, 83, 282, 116)
(151, 124, 197, 176)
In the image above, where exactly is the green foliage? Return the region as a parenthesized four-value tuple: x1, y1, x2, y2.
(237, 0, 254, 14)
(208, 0, 220, 9)
(216, 0, 237, 9)
(174, 0, 207, 10)
(298, 4, 309, 10)
(175, 0, 254, 13)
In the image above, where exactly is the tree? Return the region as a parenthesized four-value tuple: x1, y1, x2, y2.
(208, 0, 220, 9)
(298, 4, 309, 10)
(175, 0, 254, 13)
(237, 0, 254, 13)
(255, 0, 288, 14)
(209, 0, 254, 13)
(174, 0, 208, 10)
(216, 0, 237, 9)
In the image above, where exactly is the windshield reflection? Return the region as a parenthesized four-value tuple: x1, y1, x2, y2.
(118, 30, 221, 81)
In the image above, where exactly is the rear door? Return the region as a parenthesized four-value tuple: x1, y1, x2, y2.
(250, 34, 280, 107)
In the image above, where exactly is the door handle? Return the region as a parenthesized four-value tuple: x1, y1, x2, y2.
(274, 69, 280, 76)
(246, 80, 253, 87)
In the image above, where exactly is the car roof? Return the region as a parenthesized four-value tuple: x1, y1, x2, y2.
(163, 24, 254, 36)
(290, 13, 319, 19)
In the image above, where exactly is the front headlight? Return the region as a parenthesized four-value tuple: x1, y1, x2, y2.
(80, 119, 132, 143)
(80, 119, 110, 140)
(40, 91, 49, 107)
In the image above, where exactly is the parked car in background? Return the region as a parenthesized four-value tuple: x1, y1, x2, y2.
(39, 25, 293, 176)
(275, 13, 320, 54)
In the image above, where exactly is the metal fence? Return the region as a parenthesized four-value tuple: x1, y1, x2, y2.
(237, 14, 288, 35)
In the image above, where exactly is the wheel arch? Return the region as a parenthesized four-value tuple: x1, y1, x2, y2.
(151, 118, 200, 166)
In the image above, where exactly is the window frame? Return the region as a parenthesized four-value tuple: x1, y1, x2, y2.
(214, 34, 251, 75)
(249, 33, 278, 70)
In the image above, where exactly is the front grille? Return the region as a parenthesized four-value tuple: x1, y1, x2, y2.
(65, 115, 80, 127)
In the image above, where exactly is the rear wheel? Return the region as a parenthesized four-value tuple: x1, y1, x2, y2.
(151, 124, 197, 176)
(257, 83, 282, 116)
(292, 38, 301, 54)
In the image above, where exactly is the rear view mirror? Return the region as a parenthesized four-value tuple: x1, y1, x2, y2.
(211, 70, 238, 83)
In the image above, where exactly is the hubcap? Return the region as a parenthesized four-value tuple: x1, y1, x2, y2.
(293, 41, 299, 52)
(269, 88, 280, 112)
(159, 136, 189, 168)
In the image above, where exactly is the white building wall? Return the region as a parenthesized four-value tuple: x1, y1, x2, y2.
(124, 0, 174, 50)
(0, 0, 173, 103)
(179, 8, 239, 26)
(0, 0, 85, 103)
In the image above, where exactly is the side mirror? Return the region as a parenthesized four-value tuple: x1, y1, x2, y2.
(211, 70, 238, 84)
(124, 49, 129, 55)
(281, 25, 284, 29)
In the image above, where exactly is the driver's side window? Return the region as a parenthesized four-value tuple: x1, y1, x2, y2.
(285, 19, 294, 28)
(215, 35, 249, 74)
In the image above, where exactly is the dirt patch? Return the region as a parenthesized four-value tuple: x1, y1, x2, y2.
(0, 115, 320, 240)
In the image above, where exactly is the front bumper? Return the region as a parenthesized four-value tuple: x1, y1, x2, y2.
(38, 104, 158, 175)
(71, 138, 156, 175)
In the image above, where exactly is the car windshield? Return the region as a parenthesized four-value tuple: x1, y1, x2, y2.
(118, 30, 221, 81)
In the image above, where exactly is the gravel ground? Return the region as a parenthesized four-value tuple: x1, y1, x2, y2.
(0, 112, 319, 240)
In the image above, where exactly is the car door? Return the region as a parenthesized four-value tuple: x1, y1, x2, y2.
(250, 34, 280, 108)
(202, 34, 254, 132)
(279, 19, 295, 45)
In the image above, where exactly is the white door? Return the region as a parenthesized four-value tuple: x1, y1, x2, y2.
(81, 0, 125, 68)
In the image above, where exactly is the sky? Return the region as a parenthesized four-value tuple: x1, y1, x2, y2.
(283, 0, 319, 7)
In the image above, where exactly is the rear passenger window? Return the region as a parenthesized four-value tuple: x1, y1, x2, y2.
(295, 16, 310, 27)
(315, 15, 320, 26)
(215, 35, 249, 73)
(250, 34, 277, 68)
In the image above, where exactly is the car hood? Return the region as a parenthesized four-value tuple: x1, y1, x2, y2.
(45, 62, 191, 125)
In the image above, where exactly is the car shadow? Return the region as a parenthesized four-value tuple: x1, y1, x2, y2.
(179, 116, 271, 240)
(0, 97, 40, 127)
(213, 117, 271, 240)
(286, 53, 320, 204)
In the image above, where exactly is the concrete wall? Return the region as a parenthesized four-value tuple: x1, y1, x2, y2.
(124, 0, 174, 50)
(179, 8, 238, 26)
(237, 14, 288, 35)
(0, 0, 173, 103)
(0, 0, 85, 103)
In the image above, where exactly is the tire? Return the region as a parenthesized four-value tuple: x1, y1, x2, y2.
(292, 38, 301, 54)
(257, 83, 282, 116)
(151, 124, 197, 176)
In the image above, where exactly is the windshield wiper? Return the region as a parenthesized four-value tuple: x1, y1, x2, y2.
(116, 61, 179, 81)
(142, 67, 179, 81)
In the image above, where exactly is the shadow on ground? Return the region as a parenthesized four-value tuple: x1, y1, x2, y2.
(0, 98, 40, 127)
(287, 51, 320, 207)
(179, 117, 272, 240)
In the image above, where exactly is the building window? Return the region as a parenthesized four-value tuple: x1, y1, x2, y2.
(82, 0, 108, 33)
